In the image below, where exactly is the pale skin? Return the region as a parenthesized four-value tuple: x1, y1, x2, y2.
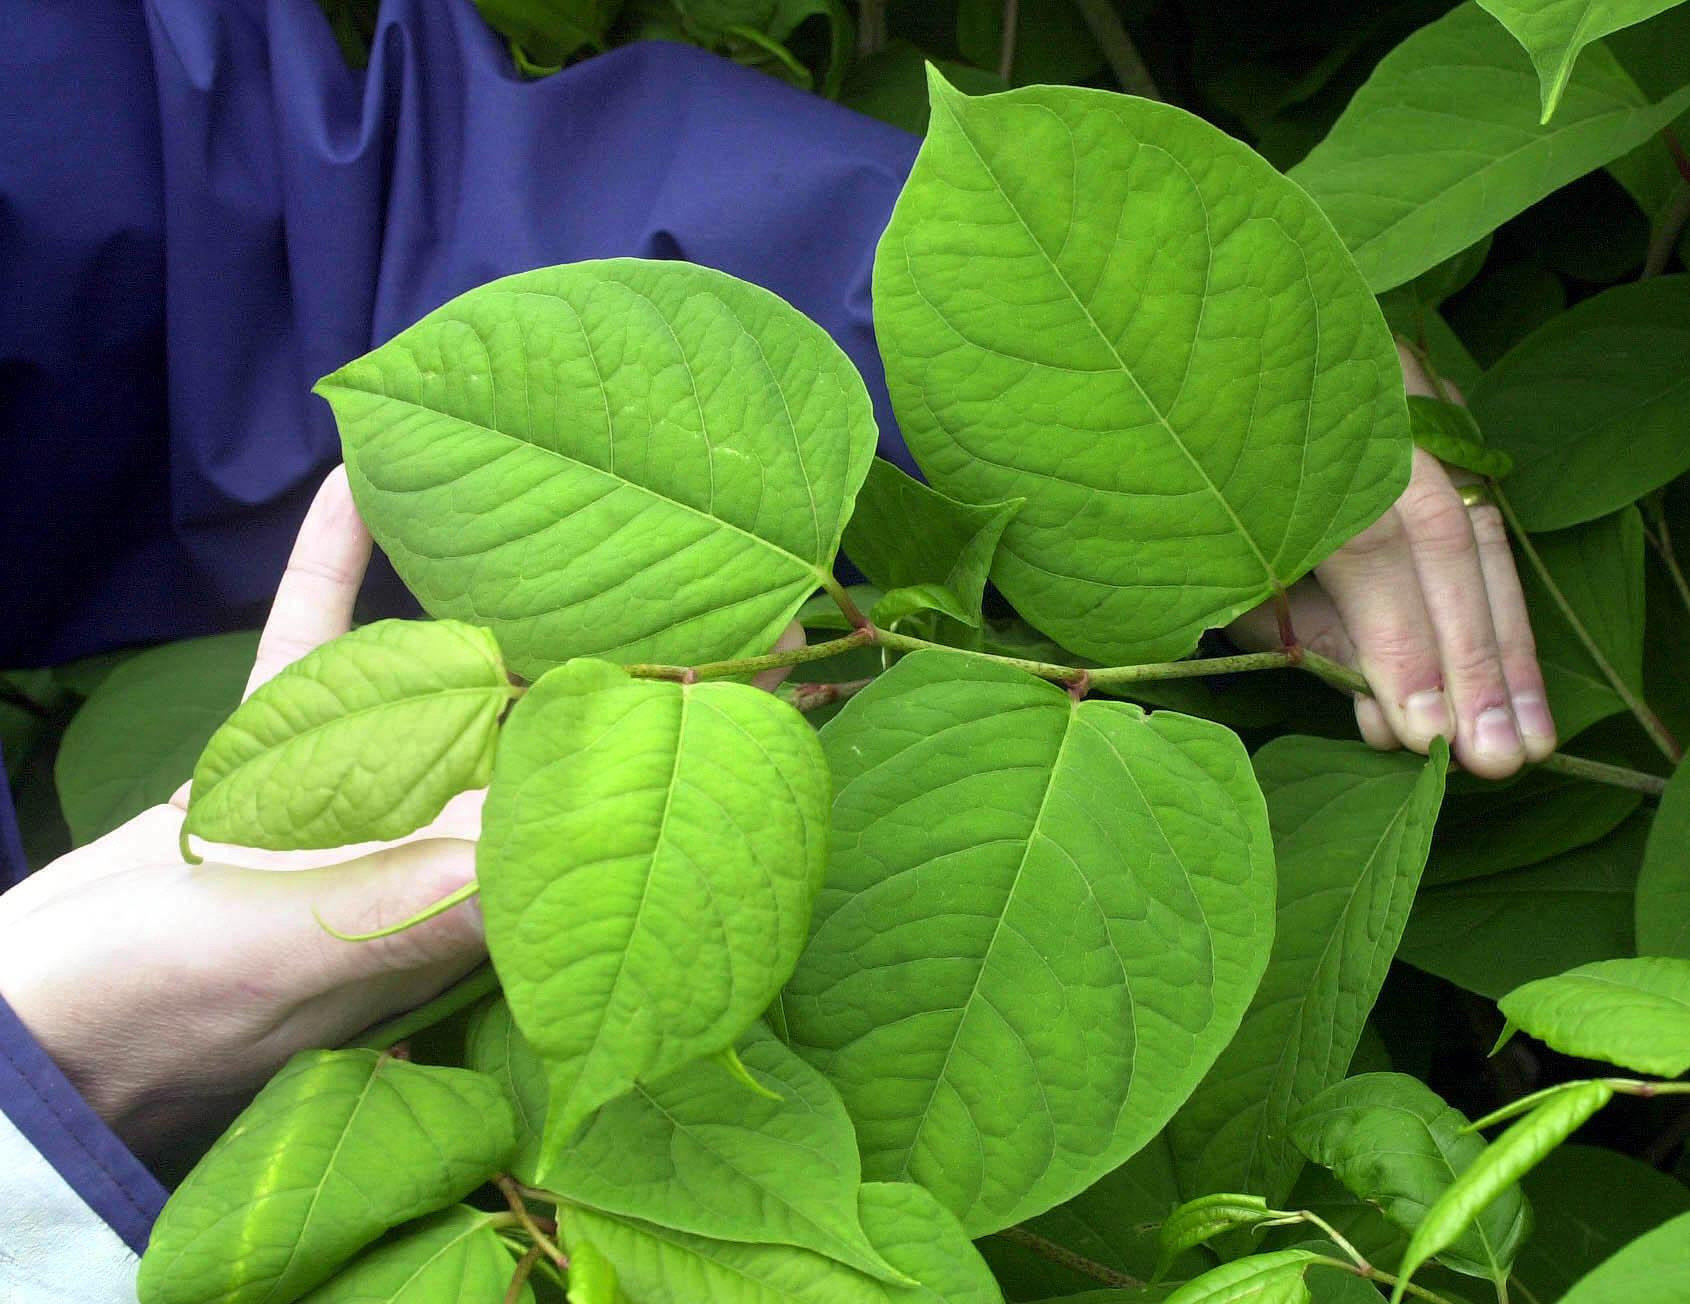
(0, 349, 1553, 1160)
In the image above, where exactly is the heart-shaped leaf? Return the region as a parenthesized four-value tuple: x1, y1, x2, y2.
(180, 620, 510, 857)
(318, 259, 877, 677)
(783, 650, 1275, 1233)
(876, 72, 1409, 664)
(478, 660, 830, 1155)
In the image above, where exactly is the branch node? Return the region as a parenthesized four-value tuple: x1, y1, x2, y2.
(679, 667, 699, 686)
(1067, 668, 1092, 702)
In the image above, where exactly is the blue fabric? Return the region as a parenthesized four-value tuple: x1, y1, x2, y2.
(0, 749, 24, 891)
(2, 1, 918, 668)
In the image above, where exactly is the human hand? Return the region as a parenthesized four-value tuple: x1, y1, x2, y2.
(1229, 343, 1557, 780)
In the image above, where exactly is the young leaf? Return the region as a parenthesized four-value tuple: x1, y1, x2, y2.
(477, 660, 830, 1156)
(841, 458, 1022, 629)
(54, 630, 258, 845)
(1636, 759, 1690, 957)
(1155, 1195, 1279, 1279)
(875, 72, 1410, 665)
(561, 1180, 1002, 1303)
(783, 650, 1275, 1234)
(1170, 737, 1449, 1206)
(295, 1206, 528, 1303)
(1391, 1081, 1614, 1302)
(318, 259, 877, 677)
(1515, 1145, 1690, 1297)
(1401, 813, 1647, 998)
(1162, 1250, 1318, 1304)
(1470, 277, 1690, 531)
(1406, 397, 1513, 478)
(179, 620, 509, 856)
(542, 1021, 906, 1284)
(1556, 1208, 1690, 1302)
(1289, 1073, 1532, 1283)
(1476, 0, 1686, 122)
(1289, 3, 1690, 292)
(567, 1238, 621, 1304)
(137, 1050, 517, 1304)
(1497, 956, 1690, 1075)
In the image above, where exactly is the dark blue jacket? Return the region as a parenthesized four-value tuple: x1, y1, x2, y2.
(1, 3, 915, 1291)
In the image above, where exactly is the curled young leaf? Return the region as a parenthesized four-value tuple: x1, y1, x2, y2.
(1498, 956, 1690, 1076)
(180, 620, 510, 857)
(1155, 1194, 1279, 1280)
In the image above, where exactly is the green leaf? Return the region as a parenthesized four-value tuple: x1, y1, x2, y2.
(296, 1206, 528, 1303)
(1163, 1251, 1317, 1304)
(1476, 0, 1686, 121)
(1170, 737, 1449, 1206)
(1155, 1195, 1278, 1279)
(478, 660, 830, 1154)
(1637, 760, 1690, 957)
(1554, 1207, 1690, 1302)
(1425, 769, 1640, 885)
(842, 458, 1022, 629)
(137, 1050, 516, 1304)
(567, 1238, 621, 1304)
(562, 1180, 1002, 1302)
(179, 621, 508, 856)
(1515, 1145, 1690, 1297)
(1519, 507, 1647, 745)
(474, 0, 622, 63)
(1498, 956, 1690, 1074)
(1407, 397, 1514, 478)
(319, 259, 877, 677)
(1392, 1082, 1614, 1302)
(784, 651, 1275, 1234)
(465, 996, 549, 1183)
(53, 631, 258, 845)
(1289, 1073, 1531, 1282)
(1471, 278, 1690, 531)
(1401, 812, 1646, 998)
(876, 73, 1410, 665)
(1288, 3, 1690, 293)
(542, 1021, 905, 1283)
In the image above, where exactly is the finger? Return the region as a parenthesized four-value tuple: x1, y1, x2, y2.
(1459, 480, 1557, 761)
(751, 621, 806, 693)
(1315, 499, 1454, 754)
(245, 465, 372, 698)
(1397, 450, 1523, 778)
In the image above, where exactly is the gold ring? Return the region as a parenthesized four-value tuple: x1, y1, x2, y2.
(1458, 483, 1494, 510)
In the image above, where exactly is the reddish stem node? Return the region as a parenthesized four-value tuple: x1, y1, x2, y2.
(1066, 668, 1092, 702)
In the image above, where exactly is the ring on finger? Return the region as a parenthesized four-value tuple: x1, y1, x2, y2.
(1457, 482, 1494, 511)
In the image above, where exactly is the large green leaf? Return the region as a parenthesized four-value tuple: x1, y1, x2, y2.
(296, 1206, 528, 1303)
(1476, 0, 1686, 121)
(1288, 3, 1690, 292)
(562, 1181, 1002, 1303)
(465, 996, 549, 1182)
(319, 259, 877, 677)
(1498, 956, 1690, 1075)
(1636, 760, 1690, 957)
(784, 651, 1275, 1234)
(1517, 508, 1647, 745)
(1515, 1145, 1690, 1297)
(1162, 1251, 1317, 1304)
(179, 620, 509, 856)
(1169, 737, 1449, 1206)
(1554, 1206, 1690, 1302)
(842, 458, 1022, 629)
(1290, 1073, 1531, 1283)
(137, 1050, 516, 1304)
(875, 73, 1410, 665)
(478, 660, 830, 1156)
(1425, 770, 1640, 885)
(1401, 813, 1646, 998)
(1472, 278, 1690, 531)
(542, 1021, 902, 1282)
(53, 630, 258, 845)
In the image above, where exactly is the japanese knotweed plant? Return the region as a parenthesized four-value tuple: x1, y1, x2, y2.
(132, 59, 1690, 1304)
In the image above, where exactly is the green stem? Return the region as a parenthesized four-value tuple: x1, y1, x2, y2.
(994, 1225, 1143, 1290)
(1645, 495, 1690, 621)
(348, 963, 500, 1051)
(1070, 0, 1162, 98)
(1307, 1254, 1461, 1304)
(1643, 180, 1690, 279)
(625, 629, 874, 682)
(998, 0, 1019, 82)
(1492, 483, 1683, 764)
(1297, 1210, 1373, 1272)
(498, 1176, 568, 1268)
(855, 0, 886, 56)
(1536, 751, 1668, 796)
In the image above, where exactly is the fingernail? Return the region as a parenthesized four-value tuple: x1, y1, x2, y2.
(1404, 689, 1453, 742)
(1512, 692, 1556, 744)
(1474, 706, 1523, 760)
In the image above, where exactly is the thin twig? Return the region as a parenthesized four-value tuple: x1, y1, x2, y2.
(1536, 751, 1668, 796)
(1643, 181, 1690, 278)
(856, 0, 886, 57)
(497, 1177, 568, 1269)
(996, 1225, 1144, 1289)
(787, 677, 875, 713)
(1645, 495, 1690, 620)
(998, 0, 1020, 82)
(1071, 0, 1162, 98)
(505, 1245, 543, 1304)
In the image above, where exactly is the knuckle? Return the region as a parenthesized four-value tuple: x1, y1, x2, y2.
(1334, 508, 1405, 564)
(1402, 491, 1476, 560)
(1467, 504, 1508, 549)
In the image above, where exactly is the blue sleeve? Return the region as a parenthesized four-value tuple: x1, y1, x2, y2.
(2, 0, 918, 668)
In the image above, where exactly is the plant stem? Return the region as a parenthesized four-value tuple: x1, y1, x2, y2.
(786, 677, 875, 713)
(995, 1226, 1144, 1289)
(1645, 495, 1690, 620)
(1492, 483, 1683, 764)
(497, 1176, 568, 1269)
(1070, 0, 1162, 98)
(1307, 1254, 1461, 1304)
(505, 1245, 543, 1304)
(1535, 751, 1668, 796)
(1643, 181, 1690, 279)
(1297, 1210, 1372, 1272)
(856, 0, 886, 55)
(0, 677, 53, 722)
(626, 629, 875, 682)
(998, 0, 1019, 82)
